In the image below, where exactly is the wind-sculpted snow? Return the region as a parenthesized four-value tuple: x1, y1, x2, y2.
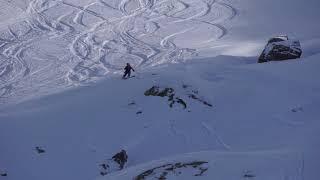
(0, 0, 237, 104)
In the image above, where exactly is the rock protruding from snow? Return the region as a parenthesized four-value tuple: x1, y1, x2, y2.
(243, 171, 256, 178)
(134, 161, 208, 180)
(35, 146, 45, 154)
(144, 86, 187, 109)
(99, 150, 128, 176)
(144, 85, 213, 110)
(0, 171, 7, 177)
(258, 36, 302, 63)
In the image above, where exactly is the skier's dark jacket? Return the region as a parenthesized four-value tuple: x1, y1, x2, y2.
(124, 64, 134, 73)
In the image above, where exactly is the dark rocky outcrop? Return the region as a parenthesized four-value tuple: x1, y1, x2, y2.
(128, 101, 136, 106)
(291, 107, 303, 113)
(184, 85, 213, 107)
(188, 94, 212, 107)
(99, 150, 128, 176)
(144, 86, 174, 97)
(144, 86, 187, 109)
(243, 171, 256, 178)
(35, 146, 45, 154)
(135, 161, 208, 180)
(112, 150, 128, 169)
(258, 35, 302, 63)
(144, 85, 213, 110)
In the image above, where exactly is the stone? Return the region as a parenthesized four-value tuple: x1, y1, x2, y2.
(258, 35, 302, 63)
(99, 150, 128, 176)
(35, 146, 45, 154)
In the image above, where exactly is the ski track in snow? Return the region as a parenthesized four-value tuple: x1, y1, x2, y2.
(0, 0, 238, 104)
(201, 121, 231, 150)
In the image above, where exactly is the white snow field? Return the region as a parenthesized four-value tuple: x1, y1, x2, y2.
(0, 0, 240, 104)
(1, 0, 320, 180)
(1, 55, 320, 180)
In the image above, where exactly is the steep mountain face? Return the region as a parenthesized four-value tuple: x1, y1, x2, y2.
(1, 0, 320, 180)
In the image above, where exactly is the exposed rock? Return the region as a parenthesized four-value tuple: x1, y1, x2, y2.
(99, 164, 108, 176)
(35, 146, 45, 154)
(144, 85, 213, 110)
(188, 94, 213, 107)
(0, 172, 7, 177)
(243, 171, 256, 178)
(291, 107, 303, 113)
(135, 161, 208, 180)
(258, 35, 302, 63)
(182, 84, 191, 89)
(144, 86, 174, 97)
(112, 150, 128, 169)
(128, 101, 136, 106)
(99, 150, 128, 176)
(173, 98, 187, 109)
(144, 86, 187, 109)
(136, 111, 143, 115)
(184, 85, 213, 108)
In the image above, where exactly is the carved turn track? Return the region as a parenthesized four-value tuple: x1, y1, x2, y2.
(0, 0, 238, 104)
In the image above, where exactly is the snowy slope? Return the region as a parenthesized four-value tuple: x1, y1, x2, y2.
(1, 0, 320, 180)
(1, 0, 320, 105)
(0, 0, 239, 105)
(1, 54, 320, 180)
(103, 151, 304, 180)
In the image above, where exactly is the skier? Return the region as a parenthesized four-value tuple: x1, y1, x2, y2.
(122, 63, 135, 79)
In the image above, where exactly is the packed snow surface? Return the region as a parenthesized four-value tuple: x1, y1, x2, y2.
(1, 0, 320, 180)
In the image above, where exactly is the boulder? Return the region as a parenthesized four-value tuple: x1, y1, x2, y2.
(0, 172, 7, 177)
(35, 146, 45, 154)
(112, 150, 128, 169)
(258, 35, 302, 63)
(99, 150, 128, 176)
(144, 86, 174, 97)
